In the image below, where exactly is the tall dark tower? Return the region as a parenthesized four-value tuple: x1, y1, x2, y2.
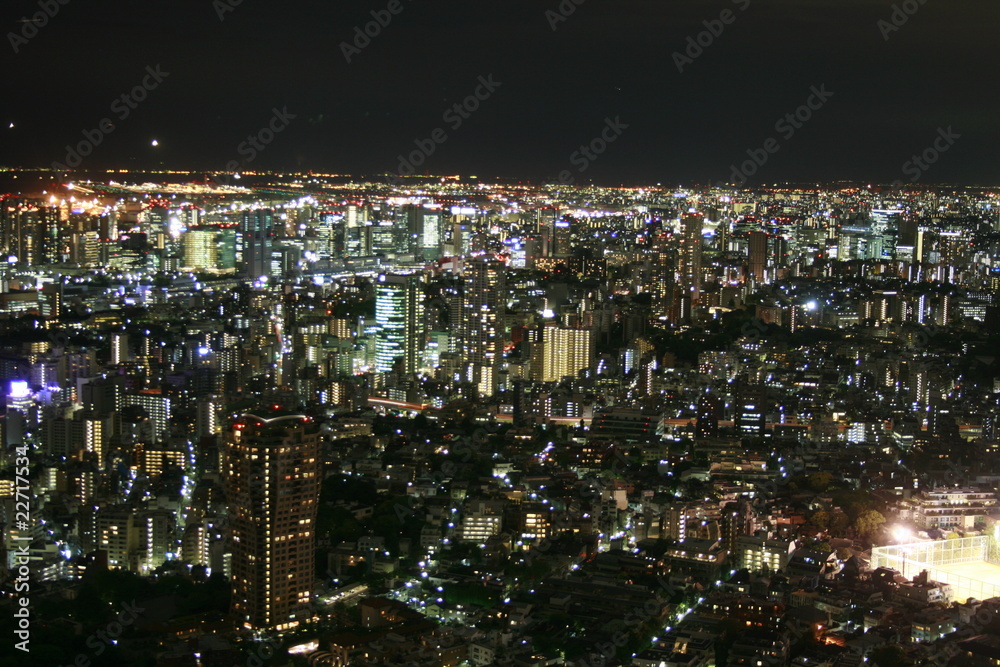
(512, 379, 527, 426)
(695, 393, 721, 439)
(240, 209, 274, 281)
(0, 197, 17, 259)
(748, 231, 767, 286)
(680, 212, 703, 304)
(552, 217, 573, 256)
(649, 232, 675, 317)
(224, 412, 320, 631)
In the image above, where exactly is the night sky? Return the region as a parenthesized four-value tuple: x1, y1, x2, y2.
(2, 0, 998, 186)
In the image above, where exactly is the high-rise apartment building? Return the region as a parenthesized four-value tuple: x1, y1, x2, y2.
(680, 212, 703, 304)
(540, 326, 594, 383)
(462, 256, 506, 396)
(224, 412, 320, 632)
(125, 389, 172, 443)
(96, 506, 138, 570)
(111, 331, 129, 365)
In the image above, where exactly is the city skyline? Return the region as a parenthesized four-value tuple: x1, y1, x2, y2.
(2, 173, 1000, 663)
(6, 0, 1000, 663)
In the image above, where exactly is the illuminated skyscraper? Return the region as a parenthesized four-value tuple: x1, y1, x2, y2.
(0, 197, 16, 259)
(374, 274, 425, 374)
(896, 216, 919, 262)
(462, 256, 506, 396)
(400, 204, 443, 260)
(6, 380, 33, 446)
(138, 508, 178, 573)
(7, 380, 32, 415)
(734, 382, 766, 437)
(111, 331, 129, 365)
(239, 209, 274, 281)
(225, 412, 320, 632)
(552, 217, 572, 256)
(420, 208, 442, 261)
(540, 326, 594, 382)
(345, 204, 363, 256)
(125, 389, 172, 443)
(81, 411, 113, 469)
(680, 212, 703, 303)
(5, 202, 33, 265)
(35, 205, 62, 265)
(96, 506, 137, 570)
(869, 209, 902, 260)
(183, 228, 221, 271)
(649, 232, 674, 315)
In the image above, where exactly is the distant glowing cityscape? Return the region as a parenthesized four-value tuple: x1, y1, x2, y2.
(4, 169, 1000, 665)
